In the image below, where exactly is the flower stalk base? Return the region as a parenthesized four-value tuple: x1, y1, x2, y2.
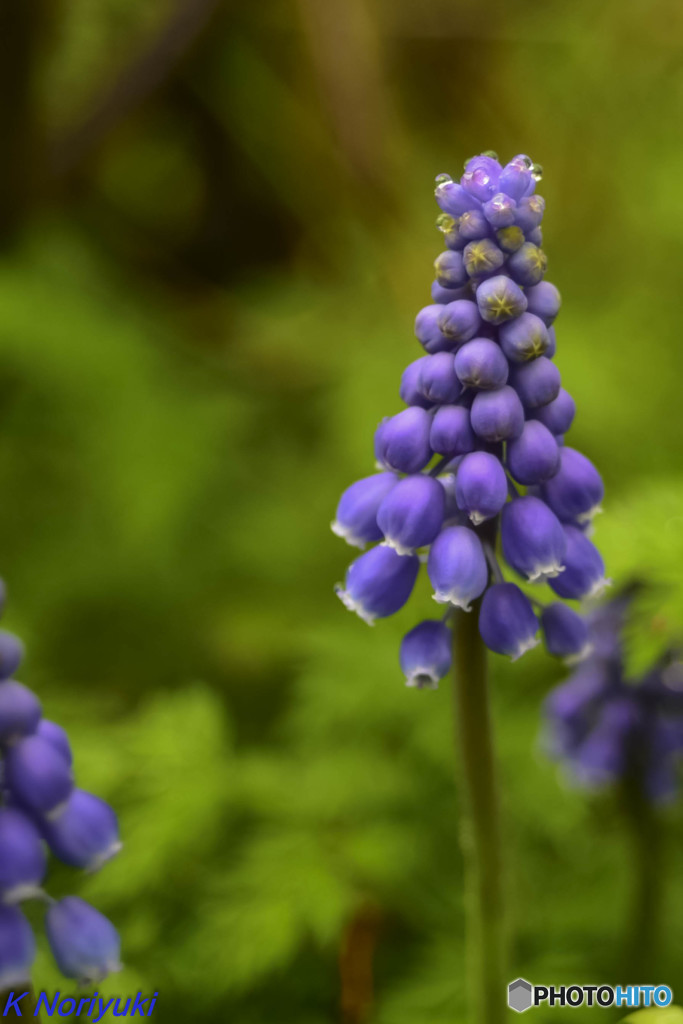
(452, 601, 506, 1023)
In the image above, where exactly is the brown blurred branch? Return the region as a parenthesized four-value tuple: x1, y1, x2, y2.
(50, 0, 225, 183)
(0, 0, 45, 246)
(339, 901, 382, 1024)
(295, 0, 403, 209)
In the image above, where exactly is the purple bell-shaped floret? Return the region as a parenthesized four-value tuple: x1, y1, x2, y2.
(46, 897, 122, 984)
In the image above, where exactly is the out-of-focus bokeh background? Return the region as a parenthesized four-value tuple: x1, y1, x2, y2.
(5, 0, 683, 1019)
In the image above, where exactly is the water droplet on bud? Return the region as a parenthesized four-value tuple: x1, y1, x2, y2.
(435, 173, 452, 185)
(531, 163, 543, 182)
(520, 155, 533, 169)
(481, 150, 499, 161)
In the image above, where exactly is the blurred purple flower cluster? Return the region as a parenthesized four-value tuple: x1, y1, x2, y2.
(333, 152, 607, 686)
(544, 590, 683, 802)
(0, 598, 121, 989)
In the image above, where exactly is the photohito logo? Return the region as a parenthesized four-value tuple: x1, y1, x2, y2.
(507, 979, 673, 1011)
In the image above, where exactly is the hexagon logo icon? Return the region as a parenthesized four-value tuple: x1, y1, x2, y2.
(508, 978, 533, 1013)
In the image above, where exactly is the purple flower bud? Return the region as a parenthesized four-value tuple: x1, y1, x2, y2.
(336, 546, 420, 624)
(458, 209, 492, 241)
(42, 789, 122, 872)
(430, 281, 471, 304)
(45, 897, 122, 983)
(498, 158, 532, 200)
(463, 239, 505, 279)
(435, 180, 481, 217)
(36, 719, 73, 766)
(527, 226, 543, 247)
(514, 195, 545, 233)
(498, 312, 549, 363)
(483, 192, 516, 228)
(415, 304, 450, 353)
(509, 356, 561, 408)
(455, 451, 508, 524)
(454, 338, 509, 390)
(540, 446, 604, 523)
(470, 385, 524, 442)
(0, 905, 35, 990)
(0, 808, 46, 902)
(549, 525, 609, 600)
(400, 620, 452, 689)
(418, 353, 462, 404)
(545, 326, 556, 357)
(506, 242, 548, 287)
(5, 735, 74, 816)
(533, 388, 575, 435)
(436, 299, 482, 345)
(374, 408, 432, 474)
(464, 154, 502, 177)
(434, 250, 468, 289)
(501, 496, 566, 581)
(332, 472, 399, 549)
(462, 163, 499, 202)
(429, 405, 475, 457)
(479, 583, 539, 660)
(377, 475, 445, 555)
(400, 357, 432, 408)
(475, 275, 527, 324)
(0, 632, 24, 681)
(0, 681, 41, 744)
(495, 226, 525, 253)
(427, 526, 488, 610)
(437, 214, 466, 251)
(540, 603, 591, 663)
(506, 420, 560, 485)
(525, 281, 561, 325)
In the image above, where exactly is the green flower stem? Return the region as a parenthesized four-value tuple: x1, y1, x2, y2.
(452, 600, 506, 1023)
(620, 774, 663, 978)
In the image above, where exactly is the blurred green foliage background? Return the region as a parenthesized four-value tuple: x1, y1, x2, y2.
(4, 0, 683, 1020)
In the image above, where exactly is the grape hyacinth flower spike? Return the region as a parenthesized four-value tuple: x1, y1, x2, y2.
(331, 152, 607, 1023)
(0, 592, 123, 987)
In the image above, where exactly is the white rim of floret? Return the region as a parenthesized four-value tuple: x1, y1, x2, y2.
(2, 882, 44, 904)
(330, 519, 367, 550)
(468, 511, 490, 527)
(510, 634, 540, 661)
(563, 642, 594, 667)
(45, 799, 71, 823)
(432, 590, 474, 613)
(0, 968, 31, 991)
(584, 576, 612, 601)
(77, 959, 124, 984)
(381, 538, 416, 557)
(526, 560, 565, 583)
(334, 585, 376, 626)
(86, 840, 124, 874)
(405, 668, 440, 690)
(576, 504, 603, 525)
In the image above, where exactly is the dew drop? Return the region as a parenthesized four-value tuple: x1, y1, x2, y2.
(435, 173, 452, 185)
(481, 150, 499, 161)
(520, 155, 533, 169)
(531, 162, 543, 182)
